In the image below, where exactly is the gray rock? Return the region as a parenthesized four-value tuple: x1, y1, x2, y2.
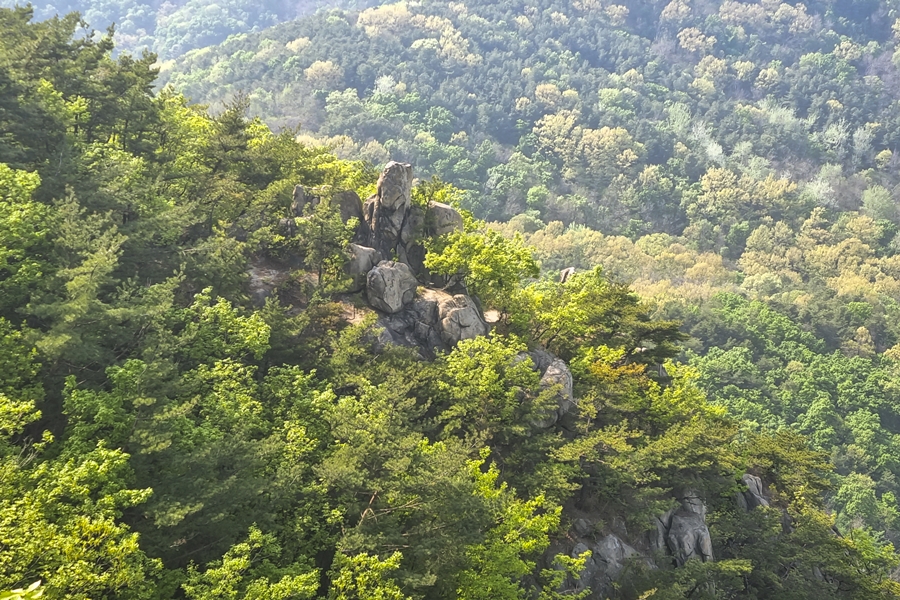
(278, 217, 296, 237)
(363, 195, 377, 226)
(529, 349, 556, 374)
(739, 474, 770, 511)
(573, 518, 594, 538)
(401, 204, 426, 245)
(366, 162, 413, 257)
(398, 242, 427, 278)
(366, 261, 418, 314)
(378, 161, 413, 211)
(532, 359, 576, 429)
(650, 510, 673, 554)
(666, 492, 714, 566)
(593, 534, 639, 579)
(346, 244, 381, 292)
(372, 295, 449, 359)
(427, 201, 464, 236)
(572, 542, 591, 558)
(571, 542, 597, 591)
(573, 535, 640, 596)
(541, 359, 575, 416)
(438, 294, 488, 346)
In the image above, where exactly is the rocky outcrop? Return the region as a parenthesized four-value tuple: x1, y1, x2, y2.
(427, 201, 464, 236)
(373, 297, 445, 359)
(366, 261, 418, 314)
(334, 190, 363, 224)
(278, 165, 474, 357)
(360, 162, 463, 280)
(365, 161, 414, 258)
(651, 492, 714, 567)
(437, 294, 488, 345)
(346, 244, 381, 292)
(574, 535, 642, 596)
(398, 204, 427, 276)
(737, 474, 770, 511)
(368, 289, 489, 358)
(291, 185, 318, 216)
(541, 359, 576, 427)
(555, 491, 718, 598)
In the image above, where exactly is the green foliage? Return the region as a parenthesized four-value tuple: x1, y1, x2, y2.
(454, 457, 560, 600)
(0, 581, 43, 600)
(509, 266, 684, 363)
(328, 552, 410, 600)
(4, 5, 900, 600)
(183, 527, 318, 600)
(0, 165, 48, 317)
(424, 226, 538, 312)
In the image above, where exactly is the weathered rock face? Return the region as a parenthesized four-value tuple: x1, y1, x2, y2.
(572, 534, 642, 597)
(373, 297, 446, 359)
(345, 244, 381, 292)
(655, 492, 714, 567)
(366, 261, 418, 314)
(379, 161, 414, 210)
(737, 473, 770, 511)
(369, 289, 485, 358)
(398, 204, 427, 276)
(401, 204, 426, 246)
(366, 162, 414, 258)
(358, 164, 465, 280)
(438, 294, 488, 345)
(427, 201, 464, 236)
(556, 492, 716, 597)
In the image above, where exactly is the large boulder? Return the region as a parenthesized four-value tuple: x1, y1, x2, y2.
(346, 244, 381, 292)
(573, 535, 640, 596)
(371, 295, 449, 359)
(426, 201, 464, 236)
(378, 161, 413, 211)
(366, 162, 413, 257)
(737, 474, 770, 511)
(366, 261, 418, 314)
(528, 357, 576, 429)
(399, 204, 428, 276)
(334, 190, 370, 242)
(664, 492, 714, 566)
(438, 294, 488, 345)
(401, 204, 426, 245)
(593, 534, 640, 581)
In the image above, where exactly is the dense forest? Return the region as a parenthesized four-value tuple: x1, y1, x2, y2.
(160, 0, 900, 561)
(3, 0, 900, 599)
(0, 0, 383, 58)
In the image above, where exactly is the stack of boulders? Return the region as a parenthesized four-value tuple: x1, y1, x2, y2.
(296, 161, 485, 357)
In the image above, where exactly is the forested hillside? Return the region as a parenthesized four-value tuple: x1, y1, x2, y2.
(161, 0, 900, 568)
(4, 2, 900, 599)
(0, 0, 383, 57)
